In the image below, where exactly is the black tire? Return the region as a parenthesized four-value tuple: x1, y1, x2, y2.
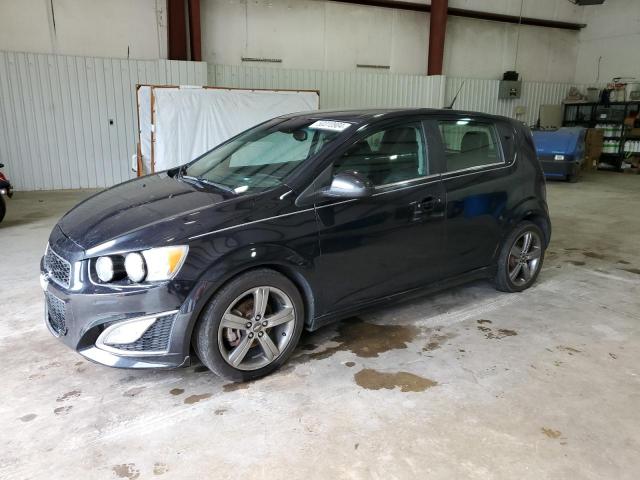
(193, 269, 305, 382)
(0, 196, 5, 223)
(566, 173, 578, 183)
(495, 221, 545, 293)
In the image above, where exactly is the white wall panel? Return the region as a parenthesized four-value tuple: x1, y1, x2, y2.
(210, 64, 445, 110)
(0, 51, 206, 191)
(444, 77, 576, 127)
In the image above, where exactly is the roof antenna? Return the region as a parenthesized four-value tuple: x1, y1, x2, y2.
(446, 81, 465, 109)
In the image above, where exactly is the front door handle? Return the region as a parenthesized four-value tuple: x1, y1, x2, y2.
(411, 196, 441, 221)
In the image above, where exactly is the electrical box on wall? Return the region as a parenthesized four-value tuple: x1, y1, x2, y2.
(499, 80, 522, 99)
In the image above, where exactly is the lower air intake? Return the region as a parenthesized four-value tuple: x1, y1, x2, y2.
(108, 314, 175, 353)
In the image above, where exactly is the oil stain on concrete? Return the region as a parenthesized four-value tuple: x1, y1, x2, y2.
(476, 320, 517, 340)
(305, 317, 420, 361)
(56, 389, 81, 402)
(169, 388, 184, 396)
(153, 462, 168, 475)
(423, 327, 456, 352)
(557, 346, 581, 355)
(54, 405, 73, 416)
(567, 260, 586, 266)
(184, 393, 212, 404)
(123, 387, 145, 398)
(19, 413, 37, 422)
(112, 463, 140, 479)
(223, 382, 250, 393)
(541, 427, 562, 439)
(354, 369, 437, 392)
(619, 267, 640, 275)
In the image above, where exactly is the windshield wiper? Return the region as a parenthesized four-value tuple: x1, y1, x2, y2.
(182, 175, 237, 195)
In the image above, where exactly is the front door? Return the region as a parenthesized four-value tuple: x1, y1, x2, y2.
(313, 119, 446, 315)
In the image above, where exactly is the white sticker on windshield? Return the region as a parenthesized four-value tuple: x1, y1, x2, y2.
(309, 120, 351, 132)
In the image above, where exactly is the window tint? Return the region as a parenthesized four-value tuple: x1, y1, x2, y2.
(438, 120, 502, 172)
(333, 123, 427, 186)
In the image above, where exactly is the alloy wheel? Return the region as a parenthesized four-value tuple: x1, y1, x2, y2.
(217, 286, 297, 371)
(507, 230, 542, 286)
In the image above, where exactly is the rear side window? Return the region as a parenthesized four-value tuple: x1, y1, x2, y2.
(438, 120, 503, 172)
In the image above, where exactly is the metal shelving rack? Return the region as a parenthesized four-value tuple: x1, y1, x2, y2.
(562, 101, 640, 170)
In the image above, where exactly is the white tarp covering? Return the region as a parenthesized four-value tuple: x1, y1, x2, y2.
(152, 87, 319, 172)
(136, 85, 153, 174)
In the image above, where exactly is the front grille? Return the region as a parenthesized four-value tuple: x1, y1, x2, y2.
(46, 292, 67, 336)
(108, 315, 175, 352)
(45, 246, 72, 289)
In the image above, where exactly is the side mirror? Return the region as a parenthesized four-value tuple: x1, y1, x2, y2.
(320, 171, 374, 199)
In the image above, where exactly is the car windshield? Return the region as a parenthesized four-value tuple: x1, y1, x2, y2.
(183, 118, 348, 193)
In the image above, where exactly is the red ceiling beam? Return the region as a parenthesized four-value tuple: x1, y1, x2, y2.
(427, 0, 447, 75)
(328, 1, 586, 30)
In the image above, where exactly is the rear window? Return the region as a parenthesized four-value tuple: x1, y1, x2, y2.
(438, 120, 503, 172)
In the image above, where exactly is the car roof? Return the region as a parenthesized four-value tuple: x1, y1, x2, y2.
(279, 108, 519, 126)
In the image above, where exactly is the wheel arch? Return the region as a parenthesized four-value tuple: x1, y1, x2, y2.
(521, 211, 551, 247)
(505, 197, 551, 248)
(181, 246, 318, 355)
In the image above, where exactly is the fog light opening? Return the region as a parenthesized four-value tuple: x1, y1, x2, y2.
(95, 311, 178, 357)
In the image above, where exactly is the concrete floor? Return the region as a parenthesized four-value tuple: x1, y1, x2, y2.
(1, 172, 639, 480)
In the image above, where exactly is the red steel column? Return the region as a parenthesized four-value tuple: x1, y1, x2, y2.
(427, 0, 448, 76)
(188, 0, 202, 62)
(167, 0, 188, 61)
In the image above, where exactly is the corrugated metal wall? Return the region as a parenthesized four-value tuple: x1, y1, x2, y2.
(0, 51, 207, 191)
(443, 77, 574, 127)
(211, 64, 579, 128)
(0, 52, 585, 191)
(210, 64, 446, 110)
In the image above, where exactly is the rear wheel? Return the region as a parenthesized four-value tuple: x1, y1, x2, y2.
(194, 269, 304, 382)
(495, 221, 545, 292)
(0, 196, 5, 223)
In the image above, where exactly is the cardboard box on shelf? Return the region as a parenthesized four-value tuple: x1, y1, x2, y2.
(583, 128, 603, 171)
(624, 113, 638, 127)
(585, 128, 604, 145)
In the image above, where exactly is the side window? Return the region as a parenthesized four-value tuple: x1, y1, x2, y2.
(438, 120, 502, 172)
(333, 122, 427, 186)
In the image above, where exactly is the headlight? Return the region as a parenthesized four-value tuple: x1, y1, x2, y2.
(143, 246, 189, 282)
(96, 256, 115, 282)
(94, 245, 188, 284)
(124, 252, 146, 283)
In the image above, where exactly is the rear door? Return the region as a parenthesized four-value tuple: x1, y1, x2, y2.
(429, 115, 517, 278)
(313, 118, 446, 314)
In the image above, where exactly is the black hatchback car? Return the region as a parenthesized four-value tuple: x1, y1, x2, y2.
(41, 109, 550, 381)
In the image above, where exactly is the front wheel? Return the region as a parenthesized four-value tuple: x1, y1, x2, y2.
(495, 221, 545, 292)
(194, 269, 304, 382)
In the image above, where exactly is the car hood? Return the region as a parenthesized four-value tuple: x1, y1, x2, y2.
(58, 173, 252, 252)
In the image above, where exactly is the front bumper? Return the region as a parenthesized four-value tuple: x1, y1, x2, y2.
(40, 231, 197, 369)
(42, 275, 193, 368)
